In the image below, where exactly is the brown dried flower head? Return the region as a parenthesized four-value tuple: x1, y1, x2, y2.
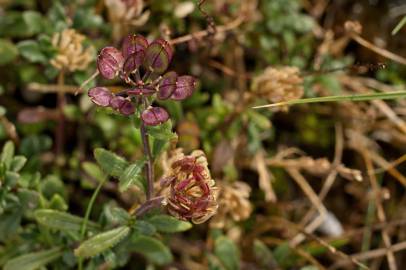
(252, 66, 304, 111)
(50, 29, 94, 72)
(210, 181, 252, 229)
(105, 0, 149, 41)
(161, 149, 218, 224)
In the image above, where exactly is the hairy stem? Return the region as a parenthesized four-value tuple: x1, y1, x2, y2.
(140, 119, 154, 200)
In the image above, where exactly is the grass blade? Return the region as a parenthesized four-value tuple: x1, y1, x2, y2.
(253, 91, 406, 109)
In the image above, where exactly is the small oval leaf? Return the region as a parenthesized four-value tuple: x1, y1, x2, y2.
(94, 148, 128, 178)
(4, 247, 62, 270)
(118, 160, 146, 192)
(130, 235, 173, 266)
(34, 209, 100, 232)
(148, 215, 192, 233)
(214, 236, 240, 270)
(74, 226, 130, 258)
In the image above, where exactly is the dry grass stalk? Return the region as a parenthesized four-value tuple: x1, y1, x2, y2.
(331, 241, 406, 269)
(254, 150, 277, 202)
(286, 168, 328, 246)
(344, 20, 406, 65)
(300, 123, 344, 227)
(360, 148, 398, 270)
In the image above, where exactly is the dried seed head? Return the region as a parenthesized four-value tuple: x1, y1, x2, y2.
(210, 181, 252, 229)
(252, 66, 303, 111)
(97, 47, 124, 79)
(162, 149, 218, 224)
(88, 87, 113, 107)
(141, 106, 169, 126)
(50, 29, 94, 72)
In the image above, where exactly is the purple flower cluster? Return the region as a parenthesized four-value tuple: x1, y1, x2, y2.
(88, 34, 197, 125)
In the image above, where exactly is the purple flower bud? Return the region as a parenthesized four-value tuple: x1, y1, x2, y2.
(157, 71, 177, 100)
(141, 106, 169, 126)
(110, 96, 135, 116)
(122, 34, 148, 59)
(123, 51, 145, 74)
(97, 47, 124, 79)
(171, 76, 197, 100)
(126, 86, 156, 96)
(88, 87, 113, 107)
(143, 38, 173, 74)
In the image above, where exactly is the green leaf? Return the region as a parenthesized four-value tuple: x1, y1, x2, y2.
(0, 39, 18, 65)
(130, 235, 173, 266)
(118, 160, 145, 192)
(17, 40, 47, 63)
(82, 162, 105, 183)
(148, 215, 192, 233)
(253, 91, 406, 109)
(4, 247, 62, 270)
(34, 209, 100, 232)
(103, 204, 131, 226)
(152, 138, 169, 158)
(214, 236, 240, 270)
(10, 156, 27, 172)
(253, 239, 277, 269)
(146, 120, 177, 140)
(392, 15, 406, 35)
(22, 11, 44, 35)
(17, 189, 39, 212)
(74, 226, 130, 258)
(0, 211, 22, 241)
(94, 148, 128, 178)
(132, 220, 156, 236)
(1, 141, 15, 169)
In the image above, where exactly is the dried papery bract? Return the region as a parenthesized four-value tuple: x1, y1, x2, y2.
(50, 29, 94, 72)
(252, 66, 304, 111)
(210, 181, 252, 229)
(162, 150, 218, 224)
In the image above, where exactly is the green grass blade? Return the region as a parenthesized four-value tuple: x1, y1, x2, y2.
(253, 91, 406, 109)
(392, 16, 406, 35)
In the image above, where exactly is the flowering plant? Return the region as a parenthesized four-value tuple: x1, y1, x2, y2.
(89, 34, 197, 122)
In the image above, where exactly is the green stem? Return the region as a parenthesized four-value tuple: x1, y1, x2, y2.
(78, 177, 106, 270)
(253, 91, 406, 109)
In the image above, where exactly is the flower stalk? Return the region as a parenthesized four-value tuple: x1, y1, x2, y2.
(140, 114, 154, 200)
